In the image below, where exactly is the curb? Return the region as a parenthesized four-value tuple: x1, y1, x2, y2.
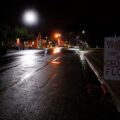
(84, 55, 104, 84)
(83, 53, 120, 112)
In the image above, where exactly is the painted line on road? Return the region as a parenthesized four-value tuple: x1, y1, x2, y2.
(51, 56, 61, 64)
(0, 81, 19, 94)
(0, 64, 49, 94)
(0, 64, 21, 73)
(0, 56, 60, 94)
(52, 56, 61, 62)
(42, 73, 57, 88)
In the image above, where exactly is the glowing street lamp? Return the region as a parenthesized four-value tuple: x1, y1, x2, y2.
(54, 33, 61, 46)
(55, 34, 59, 38)
(22, 9, 39, 26)
(55, 33, 61, 38)
(82, 30, 85, 34)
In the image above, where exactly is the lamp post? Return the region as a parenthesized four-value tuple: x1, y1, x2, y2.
(82, 30, 86, 50)
(54, 33, 61, 47)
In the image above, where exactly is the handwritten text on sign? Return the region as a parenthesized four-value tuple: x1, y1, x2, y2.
(104, 37, 120, 80)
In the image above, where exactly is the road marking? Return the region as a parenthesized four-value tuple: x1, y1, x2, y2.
(0, 64, 21, 73)
(0, 56, 60, 94)
(51, 56, 61, 64)
(0, 81, 19, 94)
(42, 73, 57, 88)
(52, 56, 61, 61)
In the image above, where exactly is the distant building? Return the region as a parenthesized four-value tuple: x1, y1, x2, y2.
(25, 32, 47, 48)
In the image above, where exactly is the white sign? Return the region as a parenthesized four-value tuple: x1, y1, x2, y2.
(104, 37, 120, 80)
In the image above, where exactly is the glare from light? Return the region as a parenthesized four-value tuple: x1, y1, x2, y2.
(82, 30, 85, 34)
(53, 47, 60, 54)
(58, 33, 61, 37)
(22, 55, 36, 66)
(51, 56, 61, 64)
(80, 51, 85, 61)
(22, 72, 34, 81)
(20, 50, 37, 66)
(55, 33, 61, 38)
(55, 34, 59, 38)
(23, 9, 39, 26)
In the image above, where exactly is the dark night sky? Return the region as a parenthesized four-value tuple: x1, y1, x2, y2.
(1, 0, 120, 43)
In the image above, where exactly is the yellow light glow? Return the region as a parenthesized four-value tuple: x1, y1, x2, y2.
(51, 61, 60, 64)
(55, 33, 61, 38)
(53, 47, 60, 54)
(51, 56, 61, 64)
(55, 34, 59, 38)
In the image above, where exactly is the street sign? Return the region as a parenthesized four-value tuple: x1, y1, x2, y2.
(104, 37, 120, 80)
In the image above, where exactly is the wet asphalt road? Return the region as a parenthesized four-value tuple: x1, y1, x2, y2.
(0, 49, 119, 120)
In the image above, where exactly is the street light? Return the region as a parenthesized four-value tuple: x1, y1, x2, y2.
(55, 33, 61, 38)
(54, 33, 61, 46)
(82, 30, 85, 34)
(22, 9, 39, 26)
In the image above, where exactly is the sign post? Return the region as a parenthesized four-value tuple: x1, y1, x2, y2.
(104, 37, 120, 80)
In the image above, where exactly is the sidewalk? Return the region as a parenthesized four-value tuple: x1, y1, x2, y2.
(83, 49, 120, 112)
